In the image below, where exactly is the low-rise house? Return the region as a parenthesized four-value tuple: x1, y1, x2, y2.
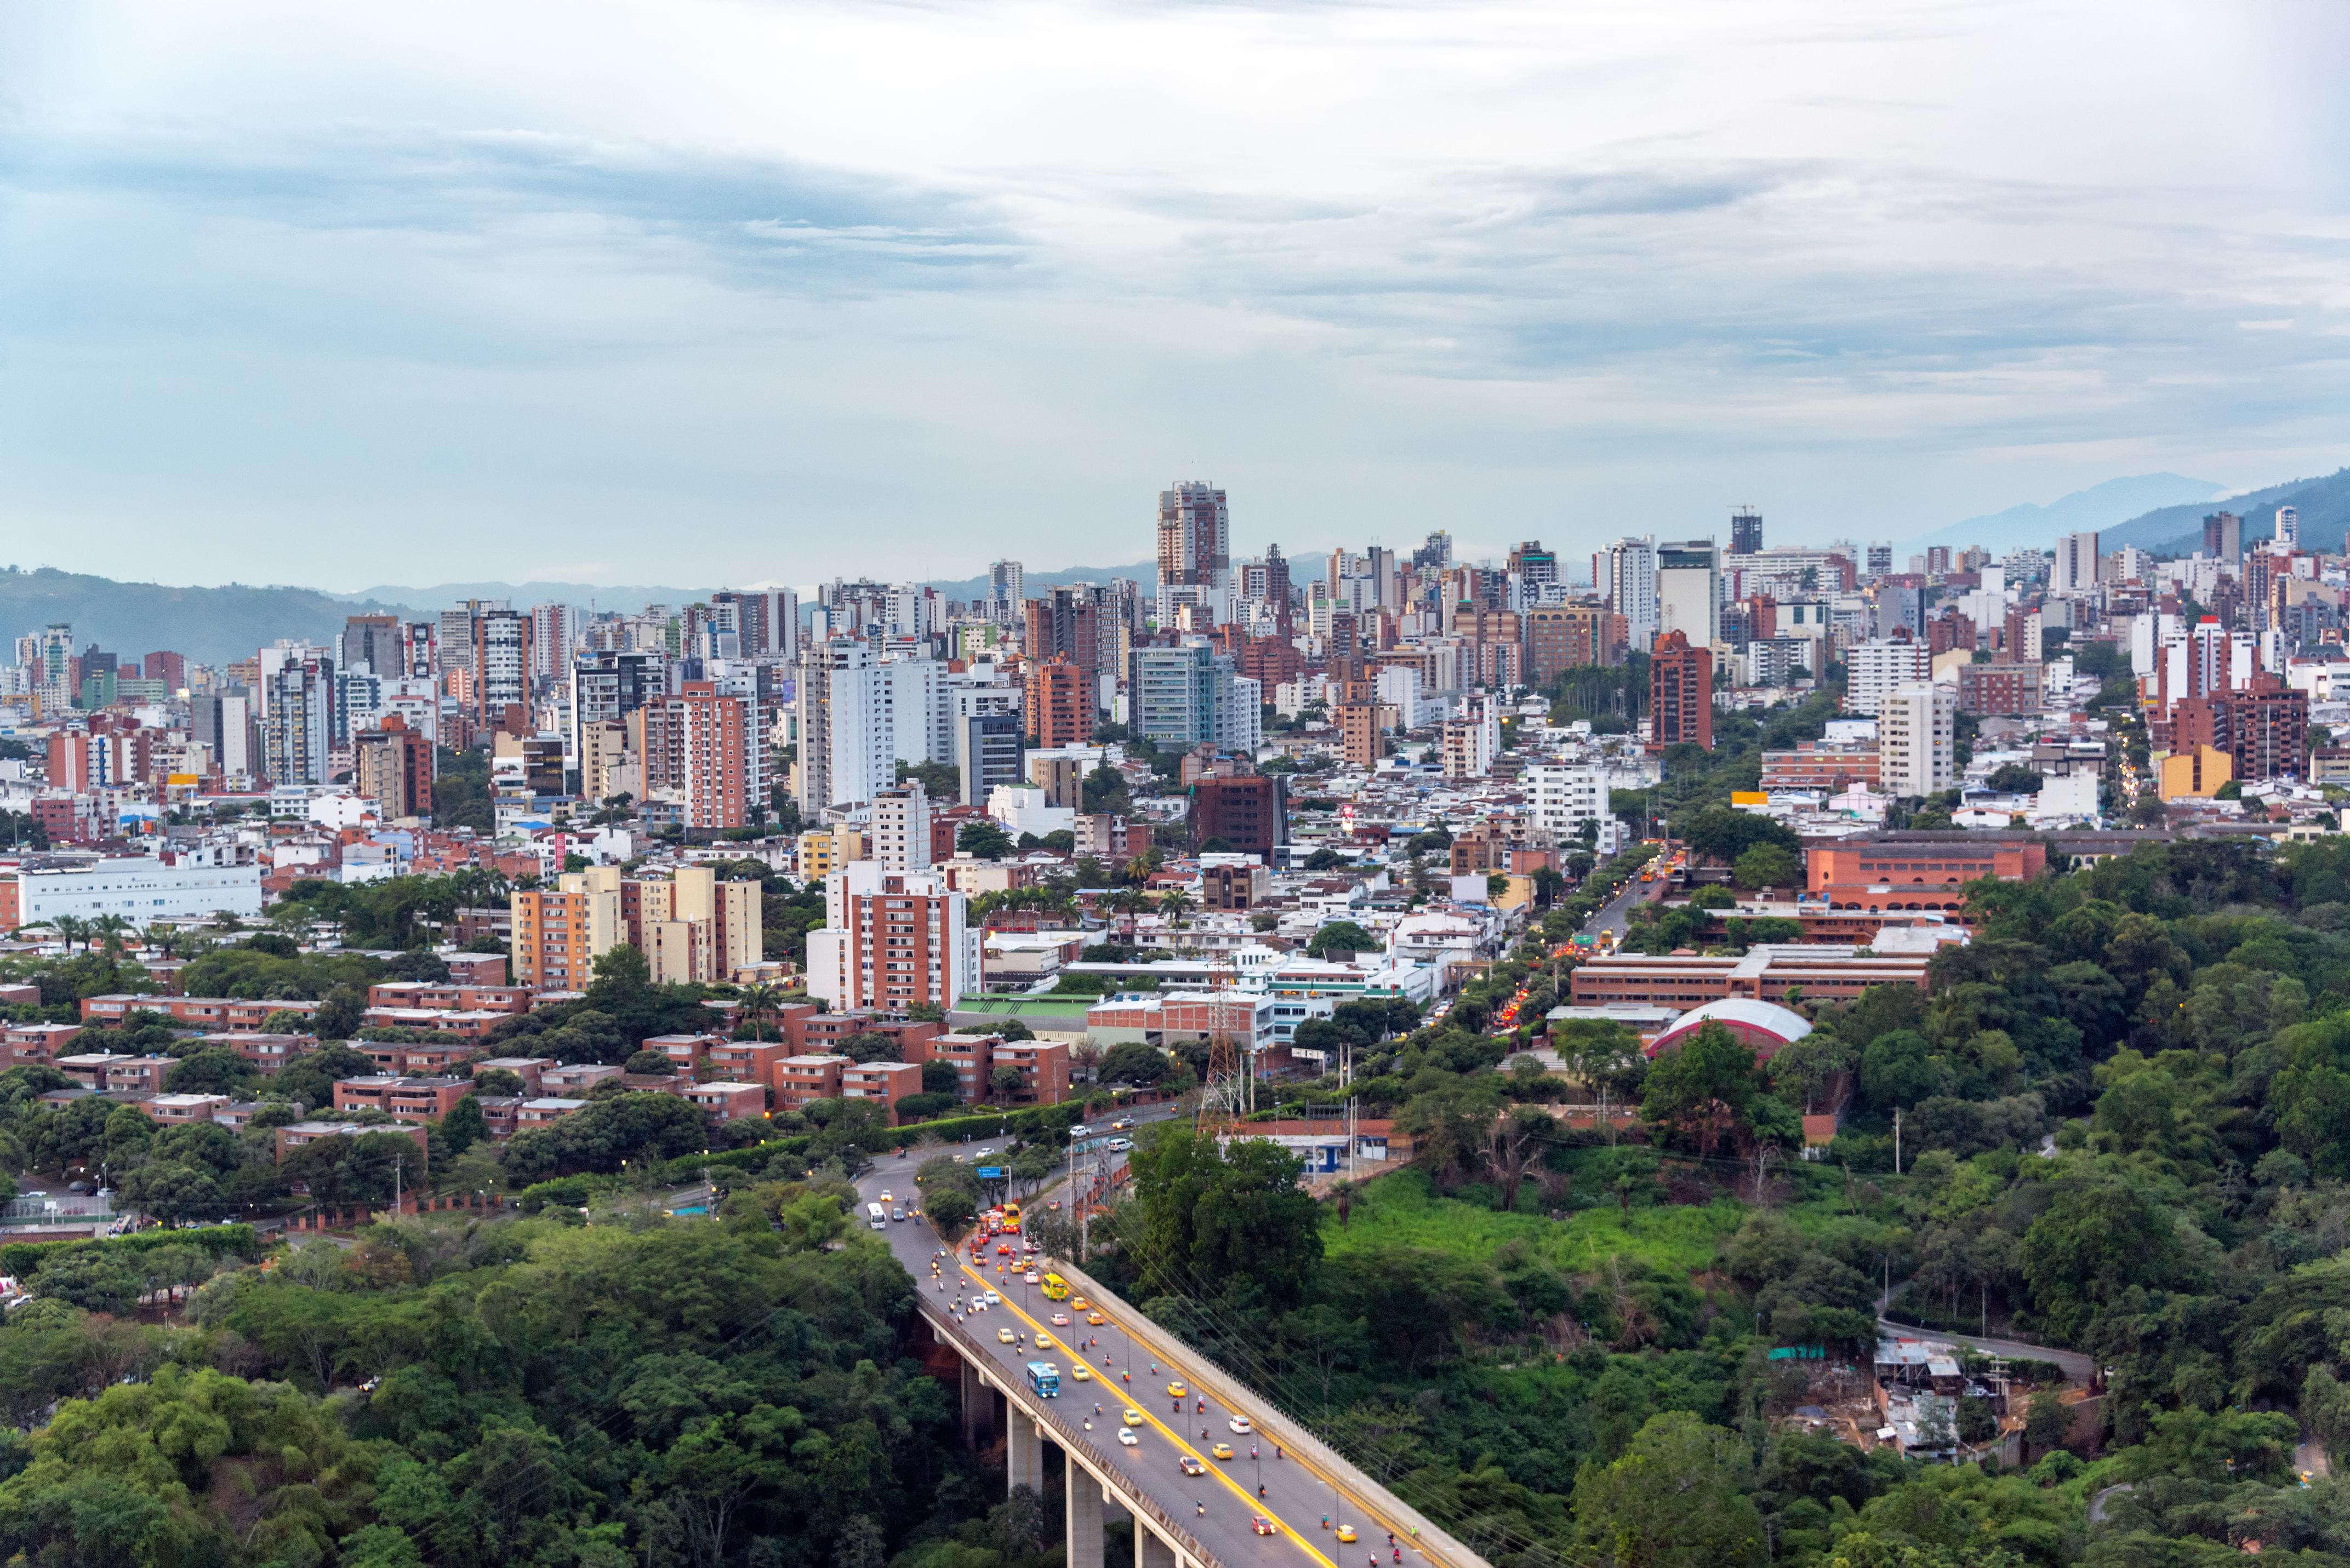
(682, 1081, 768, 1123)
(363, 982, 534, 1015)
(840, 1061, 923, 1123)
(214, 1032, 313, 1074)
(3, 1022, 82, 1066)
(540, 1063, 622, 1095)
(274, 1120, 429, 1163)
(474, 1056, 556, 1093)
(56, 1052, 173, 1094)
(141, 1093, 230, 1125)
(79, 995, 322, 1031)
(332, 1075, 470, 1124)
(358, 1040, 480, 1077)
(775, 1054, 849, 1111)
(359, 1008, 512, 1041)
(642, 1033, 723, 1075)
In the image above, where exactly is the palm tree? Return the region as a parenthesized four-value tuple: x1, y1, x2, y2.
(1157, 890, 1193, 929)
(90, 915, 132, 962)
(49, 915, 88, 954)
(1107, 887, 1149, 940)
(737, 982, 782, 1043)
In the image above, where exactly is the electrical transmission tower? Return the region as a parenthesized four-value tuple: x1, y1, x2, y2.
(1194, 985, 1250, 1143)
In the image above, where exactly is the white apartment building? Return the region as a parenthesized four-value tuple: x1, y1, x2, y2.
(881, 656, 950, 765)
(1528, 763, 1606, 843)
(1880, 682, 1957, 797)
(945, 666, 1021, 766)
(796, 638, 897, 812)
(0, 851, 263, 932)
(805, 863, 980, 1016)
(870, 783, 933, 873)
(1846, 638, 1932, 717)
(1442, 696, 1501, 779)
(1597, 538, 1659, 650)
(1219, 675, 1263, 758)
(1375, 665, 1446, 728)
(2050, 531, 2101, 595)
(1656, 541, 1720, 648)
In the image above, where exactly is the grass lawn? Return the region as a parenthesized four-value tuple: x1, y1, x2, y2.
(1324, 1161, 1858, 1279)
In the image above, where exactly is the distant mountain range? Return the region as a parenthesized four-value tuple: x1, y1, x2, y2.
(14, 469, 2344, 670)
(2094, 468, 2350, 556)
(1897, 473, 2226, 556)
(0, 568, 417, 666)
(332, 580, 718, 613)
(920, 562, 1159, 599)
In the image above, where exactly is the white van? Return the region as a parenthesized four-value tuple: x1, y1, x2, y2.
(866, 1201, 888, 1231)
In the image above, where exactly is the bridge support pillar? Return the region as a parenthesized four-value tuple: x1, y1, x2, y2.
(1066, 1452, 1104, 1568)
(1135, 1522, 1177, 1568)
(1007, 1410, 1045, 1495)
(961, 1359, 984, 1449)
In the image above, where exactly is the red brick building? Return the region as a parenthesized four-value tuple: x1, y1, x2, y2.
(353, 714, 434, 819)
(79, 994, 322, 1030)
(1524, 603, 1623, 684)
(775, 1053, 848, 1110)
(641, 680, 754, 831)
(332, 1075, 472, 1123)
(841, 1060, 924, 1123)
(1957, 662, 2044, 717)
(1760, 745, 1881, 792)
(1190, 774, 1286, 861)
(1649, 632, 1712, 749)
(1025, 656, 1092, 749)
(2172, 674, 2311, 782)
(1805, 833, 2047, 913)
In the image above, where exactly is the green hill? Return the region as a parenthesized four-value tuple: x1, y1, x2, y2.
(2101, 466, 2350, 556)
(0, 568, 421, 667)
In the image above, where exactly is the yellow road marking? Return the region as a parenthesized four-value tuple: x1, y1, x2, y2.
(952, 1256, 1337, 1568)
(1005, 1265, 1431, 1564)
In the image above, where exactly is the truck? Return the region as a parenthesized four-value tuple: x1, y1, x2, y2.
(1026, 1361, 1060, 1398)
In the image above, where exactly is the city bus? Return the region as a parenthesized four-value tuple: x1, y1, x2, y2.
(1041, 1272, 1071, 1301)
(865, 1202, 887, 1231)
(1026, 1361, 1060, 1398)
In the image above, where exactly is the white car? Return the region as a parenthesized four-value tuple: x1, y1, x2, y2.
(1117, 1427, 1139, 1447)
(983, 1290, 1002, 1306)
(1228, 1416, 1252, 1434)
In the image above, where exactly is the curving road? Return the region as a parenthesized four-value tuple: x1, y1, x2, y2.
(855, 1138, 1448, 1568)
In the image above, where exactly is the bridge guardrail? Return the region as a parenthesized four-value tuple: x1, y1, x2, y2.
(920, 1296, 1230, 1568)
(1047, 1260, 1496, 1568)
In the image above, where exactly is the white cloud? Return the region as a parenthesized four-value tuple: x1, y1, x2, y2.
(0, 0, 2346, 589)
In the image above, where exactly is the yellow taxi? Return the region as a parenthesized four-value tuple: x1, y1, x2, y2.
(1037, 1333, 1056, 1349)
(1087, 1311, 1106, 1326)
(1072, 1365, 1092, 1382)
(1337, 1526, 1357, 1544)
(996, 1329, 1017, 1344)
(1210, 1443, 1234, 1461)
(1123, 1408, 1145, 1427)
(1070, 1296, 1089, 1309)
(1166, 1382, 1188, 1399)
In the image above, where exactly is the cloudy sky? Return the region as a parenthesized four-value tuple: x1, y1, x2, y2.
(2, 0, 2346, 590)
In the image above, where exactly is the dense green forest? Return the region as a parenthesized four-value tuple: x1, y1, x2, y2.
(0, 1187, 1060, 1567)
(1079, 834, 2350, 1568)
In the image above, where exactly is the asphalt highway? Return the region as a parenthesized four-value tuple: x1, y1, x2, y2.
(854, 1126, 1434, 1568)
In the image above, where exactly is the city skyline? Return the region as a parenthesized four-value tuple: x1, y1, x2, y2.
(4, 2, 2347, 586)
